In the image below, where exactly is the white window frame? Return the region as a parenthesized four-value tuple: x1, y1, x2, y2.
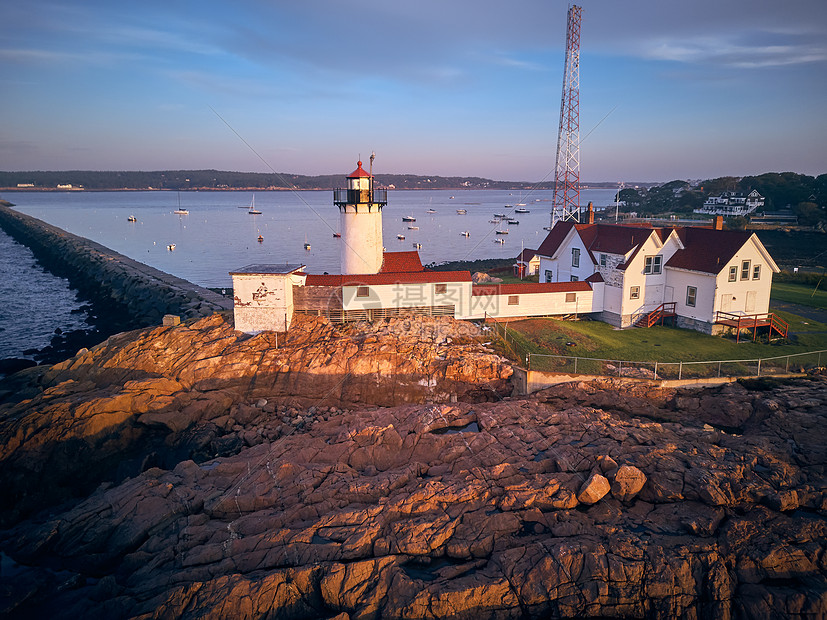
(753, 264, 761, 280)
(741, 260, 751, 281)
(644, 255, 662, 275)
(728, 266, 737, 282)
(686, 286, 697, 307)
(571, 248, 580, 268)
(570, 275, 579, 282)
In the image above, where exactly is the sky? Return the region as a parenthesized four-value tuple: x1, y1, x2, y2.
(1, 0, 825, 183)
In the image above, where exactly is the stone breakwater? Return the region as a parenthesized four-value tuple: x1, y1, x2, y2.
(0, 311, 825, 619)
(0, 205, 231, 327)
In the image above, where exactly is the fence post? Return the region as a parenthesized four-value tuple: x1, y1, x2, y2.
(574, 357, 578, 374)
(785, 356, 789, 373)
(718, 361, 721, 378)
(618, 360, 622, 376)
(679, 362, 682, 380)
(654, 361, 658, 380)
(757, 358, 761, 377)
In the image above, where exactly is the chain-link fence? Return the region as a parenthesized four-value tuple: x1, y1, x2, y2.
(526, 349, 826, 380)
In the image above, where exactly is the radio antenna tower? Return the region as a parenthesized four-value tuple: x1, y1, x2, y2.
(550, 4, 582, 229)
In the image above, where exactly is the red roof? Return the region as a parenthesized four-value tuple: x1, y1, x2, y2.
(472, 281, 591, 296)
(536, 221, 576, 258)
(348, 160, 371, 178)
(379, 251, 424, 273)
(666, 228, 754, 274)
(304, 270, 471, 287)
(516, 248, 538, 262)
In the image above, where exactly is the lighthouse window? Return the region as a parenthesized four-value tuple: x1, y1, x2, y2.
(356, 286, 370, 298)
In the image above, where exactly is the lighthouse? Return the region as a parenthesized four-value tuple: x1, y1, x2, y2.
(334, 156, 387, 274)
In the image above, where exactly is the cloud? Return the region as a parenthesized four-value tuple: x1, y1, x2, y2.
(643, 35, 827, 68)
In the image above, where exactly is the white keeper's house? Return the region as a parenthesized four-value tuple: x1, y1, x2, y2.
(230, 159, 783, 338)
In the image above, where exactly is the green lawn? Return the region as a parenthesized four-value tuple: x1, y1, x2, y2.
(771, 281, 827, 309)
(495, 312, 827, 371)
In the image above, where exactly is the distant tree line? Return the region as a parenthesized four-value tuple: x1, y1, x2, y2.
(616, 172, 827, 228)
(0, 169, 634, 192)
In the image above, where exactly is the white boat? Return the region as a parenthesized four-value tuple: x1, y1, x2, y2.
(494, 213, 506, 218)
(460, 231, 470, 237)
(495, 229, 509, 235)
(494, 238, 505, 244)
(515, 207, 529, 213)
(408, 225, 419, 230)
(397, 233, 406, 240)
(456, 209, 467, 214)
(402, 215, 416, 222)
(515, 203, 526, 207)
(174, 192, 188, 214)
(167, 243, 176, 251)
(426, 208, 436, 214)
(127, 215, 137, 222)
(246, 195, 261, 215)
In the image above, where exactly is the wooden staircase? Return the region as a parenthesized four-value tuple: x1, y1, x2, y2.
(633, 302, 677, 328)
(715, 311, 789, 342)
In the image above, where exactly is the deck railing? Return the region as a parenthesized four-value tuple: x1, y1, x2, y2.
(715, 311, 789, 341)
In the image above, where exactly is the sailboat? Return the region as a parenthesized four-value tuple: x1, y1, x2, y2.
(247, 195, 261, 215)
(303, 234, 311, 250)
(173, 192, 188, 215)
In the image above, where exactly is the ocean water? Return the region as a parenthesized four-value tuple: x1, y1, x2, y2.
(0, 227, 90, 359)
(9, 188, 618, 289)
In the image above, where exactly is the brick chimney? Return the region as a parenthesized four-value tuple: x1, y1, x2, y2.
(714, 215, 724, 230)
(587, 201, 594, 224)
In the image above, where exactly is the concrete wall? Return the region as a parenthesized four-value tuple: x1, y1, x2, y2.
(232, 272, 295, 332)
(0, 206, 231, 327)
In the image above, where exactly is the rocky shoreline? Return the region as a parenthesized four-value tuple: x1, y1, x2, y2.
(0, 311, 824, 619)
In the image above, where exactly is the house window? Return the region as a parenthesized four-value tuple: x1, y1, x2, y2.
(508, 295, 519, 306)
(570, 275, 578, 282)
(630, 286, 640, 299)
(356, 286, 369, 298)
(728, 266, 737, 282)
(753, 265, 761, 280)
(565, 293, 576, 303)
(686, 286, 697, 307)
(741, 260, 751, 280)
(435, 283, 447, 294)
(600, 253, 607, 267)
(571, 248, 580, 268)
(544, 270, 553, 283)
(644, 255, 662, 275)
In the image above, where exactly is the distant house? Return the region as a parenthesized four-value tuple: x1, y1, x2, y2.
(514, 248, 541, 277)
(535, 217, 779, 333)
(694, 190, 764, 217)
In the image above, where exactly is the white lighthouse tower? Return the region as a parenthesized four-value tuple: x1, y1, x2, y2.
(334, 156, 387, 274)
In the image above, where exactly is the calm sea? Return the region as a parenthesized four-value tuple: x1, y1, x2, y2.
(1, 188, 616, 359)
(8, 188, 618, 288)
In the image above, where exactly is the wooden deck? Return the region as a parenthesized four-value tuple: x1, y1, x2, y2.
(715, 311, 789, 342)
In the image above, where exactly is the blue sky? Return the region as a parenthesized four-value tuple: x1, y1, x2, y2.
(1, 0, 825, 182)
